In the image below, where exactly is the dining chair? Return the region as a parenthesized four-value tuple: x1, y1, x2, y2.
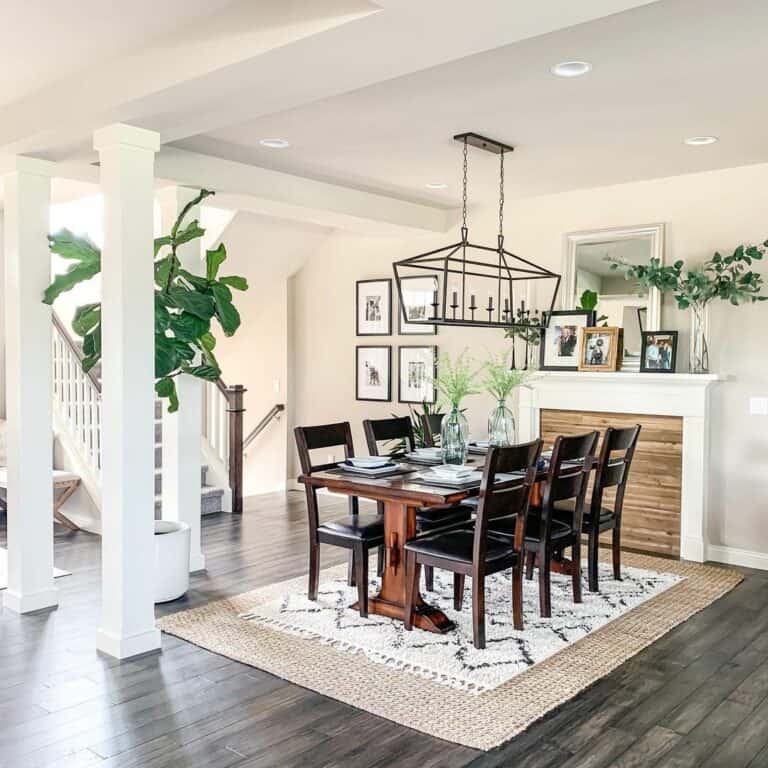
(403, 440, 542, 648)
(490, 431, 599, 618)
(294, 422, 384, 618)
(555, 424, 641, 592)
(363, 416, 476, 590)
(419, 412, 444, 448)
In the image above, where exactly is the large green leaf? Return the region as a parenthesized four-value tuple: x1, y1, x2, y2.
(171, 189, 215, 238)
(72, 303, 101, 336)
(205, 244, 227, 281)
(168, 312, 210, 343)
(219, 275, 248, 291)
(177, 269, 210, 290)
(48, 229, 101, 263)
(154, 296, 171, 333)
(155, 377, 179, 413)
(182, 364, 220, 381)
(43, 261, 101, 305)
(155, 334, 180, 378)
(167, 286, 215, 319)
(211, 282, 241, 336)
(174, 220, 205, 247)
(154, 235, 172, 257)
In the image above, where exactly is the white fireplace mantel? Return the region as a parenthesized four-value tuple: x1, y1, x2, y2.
(518, 372, 724, 563)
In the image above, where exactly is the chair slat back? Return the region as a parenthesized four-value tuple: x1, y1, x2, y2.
(474, 440, 542, 561)
(420, 413, 444, 448)
(545, 431, 600, 505)
(363, 417, 415, 456)
(591, 424, 641, 519)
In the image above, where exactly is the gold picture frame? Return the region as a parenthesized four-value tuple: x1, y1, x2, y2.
(578, 327, 623, 372)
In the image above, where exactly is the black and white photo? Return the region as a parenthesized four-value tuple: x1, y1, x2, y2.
(398, 275, 438, 335)
(398, 346, 437, 404)
(356, 279, 392, 336)
(356, 346, 392, 401)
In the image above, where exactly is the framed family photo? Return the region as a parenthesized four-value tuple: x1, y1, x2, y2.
(640, 331, 678, 373)
(356, 279, 392, 336)
(540, 309, 596, 371)
(398, 275, 437, 335)
(356, 346, 391, 401)
(398, 346, 437, 404)
(578, 327, 623, 372)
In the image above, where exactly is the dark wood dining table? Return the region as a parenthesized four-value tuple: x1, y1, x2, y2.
(300, 454, 595, 633)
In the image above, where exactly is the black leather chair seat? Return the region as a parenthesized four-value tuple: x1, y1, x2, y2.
(488, 514, 573, 543)
(405, 529, 513, 565)
(416, 503, 475, 532)
(319, 513, 384, 540)
(554, 499, 615, 527)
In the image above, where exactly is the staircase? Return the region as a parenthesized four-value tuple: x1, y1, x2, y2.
(51, 314, 245, 530)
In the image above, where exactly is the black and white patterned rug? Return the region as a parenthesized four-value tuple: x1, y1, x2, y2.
(241, 562, 681, 693)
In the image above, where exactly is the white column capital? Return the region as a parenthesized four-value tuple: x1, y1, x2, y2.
(0, 155, 56, 179)
(93, 123, 160, 153)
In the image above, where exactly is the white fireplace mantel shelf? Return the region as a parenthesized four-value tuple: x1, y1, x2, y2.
(518, 371, 725, 563)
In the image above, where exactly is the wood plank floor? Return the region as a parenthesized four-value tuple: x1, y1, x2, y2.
(1, 492, 768, 768)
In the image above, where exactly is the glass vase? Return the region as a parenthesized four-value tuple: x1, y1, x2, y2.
(441, 406, 469, 465)
(690, 304, 710, 374)
(488, 400, 516, 447)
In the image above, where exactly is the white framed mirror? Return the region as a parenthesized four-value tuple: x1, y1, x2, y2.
(562, 223, 665, 364)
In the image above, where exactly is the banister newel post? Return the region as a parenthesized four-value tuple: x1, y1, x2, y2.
(226, 385, 246, 515)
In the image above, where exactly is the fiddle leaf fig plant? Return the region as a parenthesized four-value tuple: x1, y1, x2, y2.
(43, 189, 248, 412)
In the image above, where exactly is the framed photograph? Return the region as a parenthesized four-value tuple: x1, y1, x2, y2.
(640, 331, 678, 373)
(398, 275, 437, 335)
(578, 327, 623, 372)
(356, 346, 391, 401)
(356, 279, 392, 336)
(540, 309, 596, 371)
(398, 346, 437, 404)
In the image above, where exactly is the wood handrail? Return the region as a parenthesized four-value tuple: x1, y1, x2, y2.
(52, 311, 102, 392)
(243, 404, 285, 450)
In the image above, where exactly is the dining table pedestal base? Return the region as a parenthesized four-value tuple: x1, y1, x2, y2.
(351, 500, 456, 634)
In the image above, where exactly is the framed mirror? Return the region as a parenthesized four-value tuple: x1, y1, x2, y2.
(563, 224, 664, 367)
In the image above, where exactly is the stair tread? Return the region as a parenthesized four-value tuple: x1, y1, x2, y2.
(154, 486, 223, 503)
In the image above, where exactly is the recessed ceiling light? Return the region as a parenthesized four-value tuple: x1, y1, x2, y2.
(684, 136, 718, 146)
(425, 182, 448, 190)
(259, 138, 290, 149)
(550, 61, 592, 78)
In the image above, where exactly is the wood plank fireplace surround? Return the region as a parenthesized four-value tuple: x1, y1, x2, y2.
(518, 372, 723, 562)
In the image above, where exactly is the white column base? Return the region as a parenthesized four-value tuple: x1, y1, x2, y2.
(3, 586, 58, 614)
(96, 627, 162, 660)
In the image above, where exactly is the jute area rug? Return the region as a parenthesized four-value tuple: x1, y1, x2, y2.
(158, 552, 741, 751)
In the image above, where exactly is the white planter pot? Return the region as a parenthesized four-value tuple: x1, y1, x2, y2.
(154, 520, 190, 603)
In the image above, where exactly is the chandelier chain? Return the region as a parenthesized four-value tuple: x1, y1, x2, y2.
(498, 149, 505, 240)
(461, 137, 468, 233)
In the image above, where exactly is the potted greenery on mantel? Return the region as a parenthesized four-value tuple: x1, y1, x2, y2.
(607, 241, 767, 373)
(42, 189, 248, 411)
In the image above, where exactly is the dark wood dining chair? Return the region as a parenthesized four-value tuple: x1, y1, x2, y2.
(403, 440, 542, 648)
(419, 412, 444, 448)
(491, 431, 598, 618)
(294, 422, 384, 618)
(555, 424, 641, 592)
(363, 416, 475, 590)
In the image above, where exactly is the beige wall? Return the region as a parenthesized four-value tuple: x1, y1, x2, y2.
(290, 161, 768, 557)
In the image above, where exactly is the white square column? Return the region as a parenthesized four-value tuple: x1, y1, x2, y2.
(94, 124, 161, 659)
(2, 156, 57, 614)
(158, 186, 205, 573)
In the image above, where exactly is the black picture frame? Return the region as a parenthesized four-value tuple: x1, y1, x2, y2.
(398, 345, 437, 404)
(540, 309, 596, 371)
(398, 275, 438, 336)
(355, 345, 392, 401)
(356, 279, 392, 336)
(639, 331, 678, 373)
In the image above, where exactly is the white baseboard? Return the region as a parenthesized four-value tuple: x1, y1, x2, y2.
(707, 544, 768, 571)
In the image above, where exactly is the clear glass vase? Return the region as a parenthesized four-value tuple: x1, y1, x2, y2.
(488, 400, 516, 447)
(441, 406, 469, 465)
(690, 304, 710, 374)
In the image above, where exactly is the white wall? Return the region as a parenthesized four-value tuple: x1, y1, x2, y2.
(0, 212, 5, 419)
(289, 161, 768, 560)
(214, 211, 332, 495)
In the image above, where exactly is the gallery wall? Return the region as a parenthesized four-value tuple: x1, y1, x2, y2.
(289, 161, 768, 564)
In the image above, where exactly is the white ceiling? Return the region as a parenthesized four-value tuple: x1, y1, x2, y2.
(174, 0, 768, 203)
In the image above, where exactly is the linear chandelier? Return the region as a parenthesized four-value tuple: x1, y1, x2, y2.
(393, 132, 561, 337)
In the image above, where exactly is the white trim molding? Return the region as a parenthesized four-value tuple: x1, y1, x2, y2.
(519, 371, 724, 563)
(706, 545, 768, 572)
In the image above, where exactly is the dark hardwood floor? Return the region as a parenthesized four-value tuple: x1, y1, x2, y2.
(2, 492, 768, 768)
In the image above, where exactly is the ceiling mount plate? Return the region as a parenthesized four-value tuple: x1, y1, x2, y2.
(453, 132, 514, 155)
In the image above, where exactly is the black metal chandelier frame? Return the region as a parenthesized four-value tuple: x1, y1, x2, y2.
(393, 132, 561, 332)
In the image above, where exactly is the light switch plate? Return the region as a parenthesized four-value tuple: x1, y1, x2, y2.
(749, 396, 768, 416)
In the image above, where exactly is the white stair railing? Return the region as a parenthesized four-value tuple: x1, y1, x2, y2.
(202, 380, 230, 471)
(52, 314, 102, 477)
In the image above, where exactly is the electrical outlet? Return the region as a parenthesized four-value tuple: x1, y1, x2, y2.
(749, 397, 768, 416)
